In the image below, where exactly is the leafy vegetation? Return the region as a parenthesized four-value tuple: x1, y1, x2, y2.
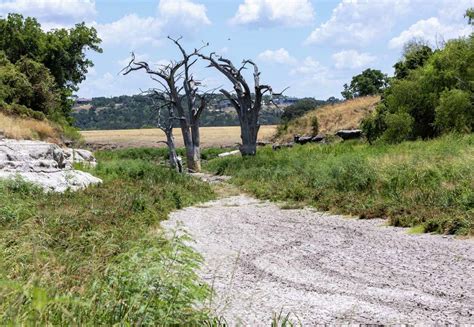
(280, 98, 334, 122)
(362, 11, 473, 143)
(0, 14, 101, 131)
(0, 150, 216, 324)
(341, 69, 388, 100)
(206, 134, 474, 235)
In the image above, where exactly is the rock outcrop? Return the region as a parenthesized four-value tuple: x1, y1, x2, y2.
(0, 139, 102, 192)
(335, 129, 363, 140)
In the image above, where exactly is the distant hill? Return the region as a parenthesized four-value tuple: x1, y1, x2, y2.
(275, 96, 380, 142)
(72, 94, 299, 130)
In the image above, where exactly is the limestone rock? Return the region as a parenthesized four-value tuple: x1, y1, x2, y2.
(0, 139, 102, 192)
(335, 129, 363, 140)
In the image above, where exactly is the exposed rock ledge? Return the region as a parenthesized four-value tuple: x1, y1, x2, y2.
(0, 139, 102, 192)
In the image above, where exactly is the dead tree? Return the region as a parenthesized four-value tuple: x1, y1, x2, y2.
(199, 53, 282, 156)
(147, 90, 182, 172)
(122, 37, 208, 172)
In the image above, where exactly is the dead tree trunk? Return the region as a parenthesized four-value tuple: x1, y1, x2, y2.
(122, 37, 209, 172)
(164, 128, 182, 172)
(199, 54, 278, 156)
(148, 91, 182, 172)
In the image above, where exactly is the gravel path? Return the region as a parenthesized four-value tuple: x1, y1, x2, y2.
(162, 195, 474, 325)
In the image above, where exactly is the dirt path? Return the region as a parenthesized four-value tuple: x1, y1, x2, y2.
(162, 194, 474, 325)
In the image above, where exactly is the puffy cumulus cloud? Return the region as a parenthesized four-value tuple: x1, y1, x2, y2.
(289, 56, 345, 99)
(305, 0, 411, 46)
(230, 0, 315, 27)
(95, 15, 164, 47)
(0, 0, 96, 24)
(290, 56, 327, 76)
(158, 0, 210, 26)
(257, 48, 296, 65)
(387, 0, 473, 49)
(96, 0, 211, 47)
(78, 71, 156, 98)
(332, 50, 376, 70)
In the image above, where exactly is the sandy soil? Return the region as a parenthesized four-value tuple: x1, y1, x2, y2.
(81, 125, 277, 149)
(163, 195, 474, 325)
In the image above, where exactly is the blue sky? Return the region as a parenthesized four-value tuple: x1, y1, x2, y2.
(1, 0, 472, 99)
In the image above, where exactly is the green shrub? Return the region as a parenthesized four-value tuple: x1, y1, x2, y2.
(382, 111, 414, 143)
(310, 116, 319, 136)
(435, 89, 473, 133)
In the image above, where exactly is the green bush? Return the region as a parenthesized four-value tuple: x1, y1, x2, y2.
(362, 20, 473, 143)
(310, 116, 319, 136)
(382, 112, 414, 143)
(435, 89, 473, 133)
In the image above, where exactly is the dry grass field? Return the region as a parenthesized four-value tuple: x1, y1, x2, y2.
(0, 112, 59, 141)
(277, 95, 380, 142)
(81, 125, 278, 149)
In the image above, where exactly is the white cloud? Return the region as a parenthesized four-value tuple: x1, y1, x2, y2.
(258, 48, 296, 65)
(96, 15, 164, 47)
(79, 71, 156, 98)
(289, 56, 345, 98)
(389, 17, 472, 49)
(231, 0, 314, 27)
(96, 0, 211, 47)
(290, 56, 328, 78)
(305, 0, 411, 46)
(0, 0, 96, 24)
(158, 0, 210, 26)
(332, 50, 376, 69)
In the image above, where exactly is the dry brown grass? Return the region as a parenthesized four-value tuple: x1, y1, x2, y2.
(0, 112, 59, 141)
(277, 96, 380, 142)
(81, 125, 278, 149)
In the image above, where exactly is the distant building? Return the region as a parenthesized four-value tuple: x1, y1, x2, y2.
(75, 97, 92, 104)
(273, 97, 299, 105)
(215, 99, 234, 110)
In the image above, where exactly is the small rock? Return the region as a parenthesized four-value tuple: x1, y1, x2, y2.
(335, 129, 363, 140)
(218, 150, 240, 158)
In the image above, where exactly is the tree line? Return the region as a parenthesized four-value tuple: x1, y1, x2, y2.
(72, 94, 284, 130)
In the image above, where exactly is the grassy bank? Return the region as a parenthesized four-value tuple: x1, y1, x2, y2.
(206, 134, 473, 235)
(0, 150, 215, 324)
(276, 96, 379, 142)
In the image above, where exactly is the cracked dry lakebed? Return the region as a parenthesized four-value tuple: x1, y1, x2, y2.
(162, 195, 474, 325)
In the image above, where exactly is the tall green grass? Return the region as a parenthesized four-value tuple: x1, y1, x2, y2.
(206, 134, 474, 235)
(0, 151, 216, 324)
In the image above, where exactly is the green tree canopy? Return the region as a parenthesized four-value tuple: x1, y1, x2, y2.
(362, 30, 474, 143)
(281, 98, 327, 121)
(0, 13, 102, 120)
(341, 69, 388, 100)
(394, 39, 433, 79)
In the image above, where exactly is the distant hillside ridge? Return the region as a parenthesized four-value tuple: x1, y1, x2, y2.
(72, 94, 296, 130)
(275, 96, 380, 142)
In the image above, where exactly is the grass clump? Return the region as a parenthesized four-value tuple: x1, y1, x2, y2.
(0, 153, 215, 324)
(206, 134, 474, 235)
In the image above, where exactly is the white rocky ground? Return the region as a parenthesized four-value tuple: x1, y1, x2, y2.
(0, 139, 101, 192)
(163, 195, 474, 325)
